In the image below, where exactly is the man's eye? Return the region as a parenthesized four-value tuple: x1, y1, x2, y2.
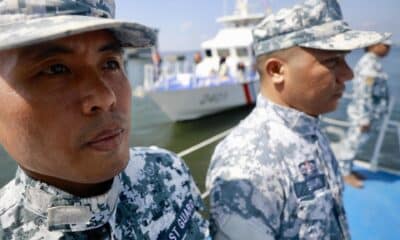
(41, 64, 70, 75)
(324, 58, 339, 68)
(103, 60, 121, 71)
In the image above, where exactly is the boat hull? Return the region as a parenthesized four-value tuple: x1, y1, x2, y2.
(148, 80, 260, 121)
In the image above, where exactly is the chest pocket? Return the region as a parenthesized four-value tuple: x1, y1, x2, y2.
(296, 190, 332, 239)
(295, 189, 345, 239)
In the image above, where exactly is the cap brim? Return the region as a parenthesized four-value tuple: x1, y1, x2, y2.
(0, 15, 156, 51)
(298, 30, 391, 51)
(382, 39, 392, 45)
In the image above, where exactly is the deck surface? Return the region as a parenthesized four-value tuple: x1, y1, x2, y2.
(344, 167, 400, 240)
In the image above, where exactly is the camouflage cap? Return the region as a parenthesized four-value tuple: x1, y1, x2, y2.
(0, 0, 156, 51)
(382, 39, 392, 46)
(253, 0, 391, 57)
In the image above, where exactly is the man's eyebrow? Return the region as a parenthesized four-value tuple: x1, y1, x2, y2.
(98, 42, 124, 54)
(336, 51, 351, 56)
(334, 50, 351, 56)
(320, 50, 351, 60)
(20, 44, 74, 61)
(18, 41, 123, 61)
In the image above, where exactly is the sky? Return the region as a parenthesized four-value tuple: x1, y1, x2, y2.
(116, 0, 400, 52)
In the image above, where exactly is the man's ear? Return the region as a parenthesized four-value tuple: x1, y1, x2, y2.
(265, 58, 285, 84)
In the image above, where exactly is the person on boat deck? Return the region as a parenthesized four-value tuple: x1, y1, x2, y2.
(0, 1, 209, 239)
(152, 50, 163, 81)
(218, 56, 230, 80)
(206, 0, 389, 239)
(194, 52, 203, 65)
(193, 52, 203, 76)
(333, 40, 392, 188)
(195, 49, 218, 78)
(236, 62, 247, 82)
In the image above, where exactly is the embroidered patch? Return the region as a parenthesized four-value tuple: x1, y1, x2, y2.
(299, 160, 318, 178)
(295, 160, 327, 200)
(160, 196, 195, 240)
(294, 174, 326, 200)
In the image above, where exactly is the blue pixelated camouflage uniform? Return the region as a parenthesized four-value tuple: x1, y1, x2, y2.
(336, 52, 389, 174)
(0, 147, 209, 239)
(206, 95, 350, 239)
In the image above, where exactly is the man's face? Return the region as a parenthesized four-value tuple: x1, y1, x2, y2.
(375, 43, 391, 57)
(0, 30, 132, 183)
(281, 47, 353, 116)
(194, 53, 202, 64)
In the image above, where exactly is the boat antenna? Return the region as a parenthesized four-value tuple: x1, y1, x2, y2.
(261, 0, 272, 14)
(234, 0, 249, 16)
(223, 0, 227, 16)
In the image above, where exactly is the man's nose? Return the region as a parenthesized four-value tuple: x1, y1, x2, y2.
(337, 60, 354, 83)
(80, 70, 116, 115)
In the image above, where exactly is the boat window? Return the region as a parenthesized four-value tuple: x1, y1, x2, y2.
(217, 49, 230, 58)
(205, 49, 213, 57)
(236, 47, 248, 57)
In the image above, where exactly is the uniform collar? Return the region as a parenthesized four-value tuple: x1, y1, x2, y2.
(256, 94, 320, 136)
(365, 51, 379, 60)
(16, 168, 121, 232)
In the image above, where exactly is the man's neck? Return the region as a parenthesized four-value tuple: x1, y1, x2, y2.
(260, 89, 319, 118)
(21, 166, 114, 198)
(260, 86, 286, 106)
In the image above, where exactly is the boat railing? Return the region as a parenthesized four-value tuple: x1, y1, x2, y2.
(322, 96, 399, 171)
(144, 60, 258, 91)
(144, 61, 196, 90)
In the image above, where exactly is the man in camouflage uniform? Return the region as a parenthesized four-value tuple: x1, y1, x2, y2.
(334, 40, 391, 188)
(206, 0, 389, 239)
(0, 1, 209, 239)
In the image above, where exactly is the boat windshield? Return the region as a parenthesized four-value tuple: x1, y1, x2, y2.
(217, 48, 230, 57)
(236, 47, 248, 57)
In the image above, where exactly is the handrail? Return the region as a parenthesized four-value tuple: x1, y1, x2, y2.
(320, 117, 351, 127)
(370, 99, 395, 170)
(320, 99, 398, 171)
(397, 126, 400, 156)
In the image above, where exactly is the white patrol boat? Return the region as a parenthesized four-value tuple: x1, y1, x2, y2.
(139, 1, 267, 121)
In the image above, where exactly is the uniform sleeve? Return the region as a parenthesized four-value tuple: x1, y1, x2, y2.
(0, 222, 3, 240)
(164, 150, 211, 239)
(207, 141, 285, 240)
(162, 150, 206, 211)
(130, 147, 210, 239)
(356, 56, 387, 80)
(209, 177, 284, 240)
(353, 77, 389, 124)
(352, 55, 389, 124)
(355, 76, 376, 124)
